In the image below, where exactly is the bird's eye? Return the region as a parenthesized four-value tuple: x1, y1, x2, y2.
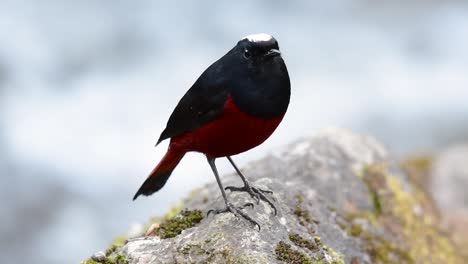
(243, 49, 252, 59)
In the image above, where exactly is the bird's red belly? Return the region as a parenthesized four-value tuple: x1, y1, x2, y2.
(170, 95, 285, 158)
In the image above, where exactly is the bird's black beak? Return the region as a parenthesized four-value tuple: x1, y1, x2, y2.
(265, 49, 281, 57)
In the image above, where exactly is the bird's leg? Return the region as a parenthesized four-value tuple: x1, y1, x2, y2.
(206, 158, 260, 230)
(224, 156, 277, 215)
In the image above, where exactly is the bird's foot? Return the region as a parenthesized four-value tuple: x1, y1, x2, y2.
(207, 202, 260, 230)
(225, 185, 277, 215)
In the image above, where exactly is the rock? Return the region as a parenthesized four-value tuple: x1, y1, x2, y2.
(82, 128, 465, 264)
(431, 144, 468, 211)
(91, 252, 107, 262)
(431, 144, 468, 259)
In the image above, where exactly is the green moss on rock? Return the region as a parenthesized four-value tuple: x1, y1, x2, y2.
(347, 223, 364, 237)
(401, 156, 433, 192)
(113, 254, 129, 264)
(344, 221, 412, 264)
(156, 209, 204, 239)
(80, 238, 129, 264)
(289, 233, 319, 252)
(80, 253, 128, 264)
(362, 164, 386, 216)
(294, 194, 318, 234)
(279, 233, 344, 264)
(311, 237, 345, 264)
(322, 247, 345, 264)
(275, 241, 312, 264)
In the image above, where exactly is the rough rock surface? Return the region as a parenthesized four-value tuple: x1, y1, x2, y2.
(431, 144, 468, 260)
(83, 129, 465, 264)
(432, 144, 468, 211)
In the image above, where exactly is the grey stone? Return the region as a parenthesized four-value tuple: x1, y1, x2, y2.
(91, 251, 107, 262)
(432, 144, 468, 210)
(431, 144, 468, 255)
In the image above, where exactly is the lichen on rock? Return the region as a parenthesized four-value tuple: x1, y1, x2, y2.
(343, 162, 463, 264)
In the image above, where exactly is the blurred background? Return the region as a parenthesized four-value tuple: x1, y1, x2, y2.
(1, 0, 467, 263)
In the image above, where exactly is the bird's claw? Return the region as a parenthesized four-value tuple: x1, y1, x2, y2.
(207, 202, 254, 216)
(224, 185, 277, 215)
(207, 202, 260, 230)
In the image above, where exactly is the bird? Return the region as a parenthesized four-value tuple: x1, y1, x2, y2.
(133, 33, 290, 228)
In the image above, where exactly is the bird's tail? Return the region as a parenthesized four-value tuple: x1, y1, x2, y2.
(133, 148, 185, 200)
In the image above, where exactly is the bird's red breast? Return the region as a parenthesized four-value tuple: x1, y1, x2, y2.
(170, 94, 284, 158)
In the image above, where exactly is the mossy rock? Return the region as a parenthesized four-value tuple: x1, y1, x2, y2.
(79, 130, 467, 264)
(344, 163, 463, 264)
(155, 209, 204, 239)
(80, 253, 128, 264)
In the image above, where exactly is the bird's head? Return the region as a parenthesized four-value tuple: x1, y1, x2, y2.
(205, 33, 289, 91)
(217, 33, 286, 79)
(197, 33, 290, 118)
(237, 33, 281, 60)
